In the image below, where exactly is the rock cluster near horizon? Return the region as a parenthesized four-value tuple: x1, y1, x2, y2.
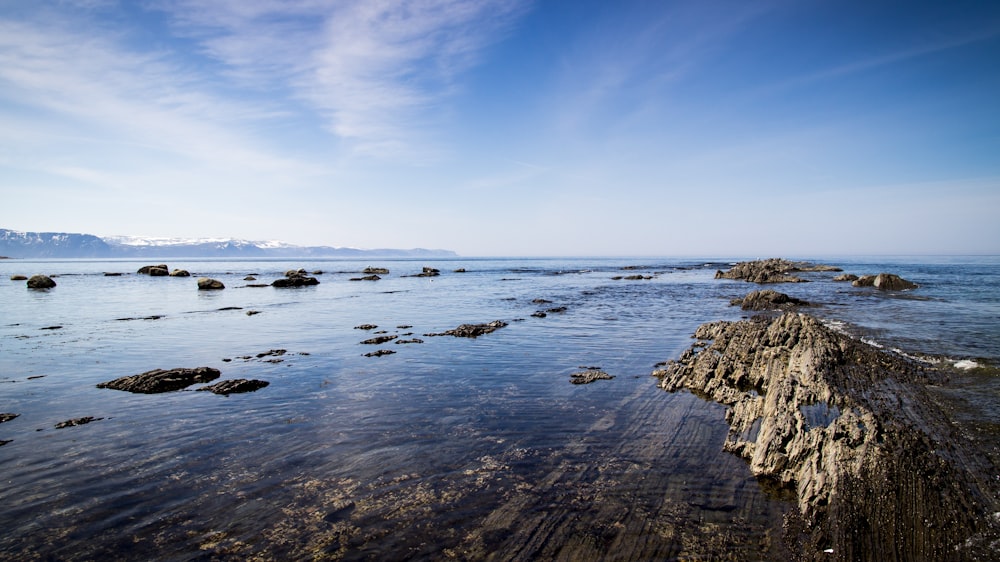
(714, 258, 841, 284)
(654, 312, 998, 559)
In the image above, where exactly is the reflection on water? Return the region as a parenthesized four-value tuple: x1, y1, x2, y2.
(0, 257, 997, 559)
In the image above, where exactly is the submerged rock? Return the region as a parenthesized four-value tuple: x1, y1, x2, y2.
(730, 289, 809, 311)
(569, 370, 614, 384)
(425, 320, 508, 338)
(197, 379, 269, 395)
(350, 275, 380, 281)
(97, 367, 221, 393)
(361, 335, 397, 345)
(0, 413, 18, 423)
(364, 267, 390, 275)
(197, 277, 225, 290)
(832, 273, 859, 282)
(26, 275, 56, 289)
(364, 349, 396, 357)
(655, 312, 996, 559)
(10, 275, 27, 281)
(55, 416, 103, 429)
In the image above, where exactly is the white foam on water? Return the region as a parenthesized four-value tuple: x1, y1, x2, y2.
(954, 359, 979, 370)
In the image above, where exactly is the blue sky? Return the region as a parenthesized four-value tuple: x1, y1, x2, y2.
(1, 0, 998, 256)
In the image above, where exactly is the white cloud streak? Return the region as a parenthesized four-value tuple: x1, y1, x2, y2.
(157, 0, 531, 157)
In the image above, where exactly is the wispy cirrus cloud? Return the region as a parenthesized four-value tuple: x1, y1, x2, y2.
(157, 0, 532, 157)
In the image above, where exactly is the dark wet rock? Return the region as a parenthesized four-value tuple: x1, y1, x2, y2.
(256, 349, 286, 358)
(0, 440, 10, 447)
(425, 320, 508, 338)
(532, 298, 553, 304)
(104, 272, 123, 276)
(55, 416, 103, 429)
(0, 413, 18, 423)
(97, 367, 221, 393)
(137, 264, 169, 275)
(715, 258, 838, 284)
(364, 349, 396, 357)
(26, 375, 46, 380)
(364, 267, 390, 275)
(618, 274, 653, 280)
(569, 370, 614, 384)
(244, 275, 257, 281)
(362, 335, 397, 345)
(217, 306, 242, 311)
(26, 275, 56, 289)
(531, 311, 547, 318)
(197, 277, 225, 290)
(546, 307, 567, 313)
(170, 269, 190, 277)
(246, 310, 261, 316)
(453, 268, 466, 273)
(285, 268, 308, 277)
(730, 289, 809, 311)
(40, 326, 62, 330)
(406, 267, 440, 278)
(854, 272, 918, 290)
(354, 324, 378, 330)
(312, 270, 323, 275)
(350, 275, 381, 281)
(272, 276, 319, 287)
(10, 274, 27, 281)
(397, 325, 412, 329)
(246, 283, 269, 288)
(323, 500, 356, 523)
(395, 338, 424, 344)
(116, 315, 163, 321)
(197, 379, 269, 395)
(833, 273, 859, 282)
(655, 312, 999, 559)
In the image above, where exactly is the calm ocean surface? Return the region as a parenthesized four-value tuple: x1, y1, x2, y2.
(1, 256, 998, 560)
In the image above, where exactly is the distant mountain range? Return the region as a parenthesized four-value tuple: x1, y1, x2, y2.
(0, 229, 457, 259)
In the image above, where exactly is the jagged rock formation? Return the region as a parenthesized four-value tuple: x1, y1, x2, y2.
(569, 370, 614, 384)
(97, 367, 221, 393)
(425, 320, 508, 338)
(730, 289, 809, 311)
(714, 258, 841, 284)
(196, 379, 269, 395)
(654, 313, 998, 561)
(833, 274, 859, 282)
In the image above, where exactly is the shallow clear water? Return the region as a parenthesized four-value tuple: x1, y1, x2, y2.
(1, 256, 997, 560)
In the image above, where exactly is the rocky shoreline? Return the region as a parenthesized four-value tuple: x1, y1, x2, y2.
(657, 259, 999, 560)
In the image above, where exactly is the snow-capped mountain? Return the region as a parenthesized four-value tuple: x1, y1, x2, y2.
(0, 229, 456, 259)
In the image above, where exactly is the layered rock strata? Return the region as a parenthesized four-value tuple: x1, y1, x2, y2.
(654, 312, 998, 560)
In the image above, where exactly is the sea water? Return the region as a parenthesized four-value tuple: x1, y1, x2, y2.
(0, 256, 997, 560)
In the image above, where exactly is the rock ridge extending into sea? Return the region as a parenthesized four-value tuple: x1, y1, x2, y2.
(656, 259, 998, 560)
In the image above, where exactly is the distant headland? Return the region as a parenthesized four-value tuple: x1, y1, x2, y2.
(0, 229, 457, 259)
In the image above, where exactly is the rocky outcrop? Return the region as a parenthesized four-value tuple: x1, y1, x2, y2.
(26, 275, 56, 289)
(852, 273, 917, 291)
(715, 259, 840, 284)
(425, 320, 507, 338)
(197, 379, 269, 395)
(364, 267, 390, 275)
(832, 274, 858, 282)
(730, 289, 808, 311)
(405, 267, 440, 278)
(349, 275, 380, 281)
(197, 277, 225, 290)
(654, 313, 997, 560)
(55, 416, 103, 429)
(97, 367, 221, 393)
(361, 335, 397, 345)
(169, 269, 190, 277)
(10, 275, 27, 281)
(0, 413, 18, 423)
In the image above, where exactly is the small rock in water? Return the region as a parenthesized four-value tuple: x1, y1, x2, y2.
(364, 349, 396, 357)
(425, 320, 508, 338)
(197, 379, 269, 395)
(361, 335, 397, 345)
(137, 264, 169, 275)
(97, 367, 221, 393)
(169, 269, 190, 277)
(0, 413, 19, 423)
(570, 370, 614, 384)
(55, 416, 103, 429)
(197, 277, 225, 290)
(26, 275, 56, 289)
(10, 275, 28, 281)
(354, 324, 378, 330)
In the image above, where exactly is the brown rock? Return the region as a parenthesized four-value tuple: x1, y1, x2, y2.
(730, 289, 808, 311)
(197, 277, 225, 290)
(197, 379, 269, 395)
(569, 370, 614, 384)
(425, 320, 507, 338)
